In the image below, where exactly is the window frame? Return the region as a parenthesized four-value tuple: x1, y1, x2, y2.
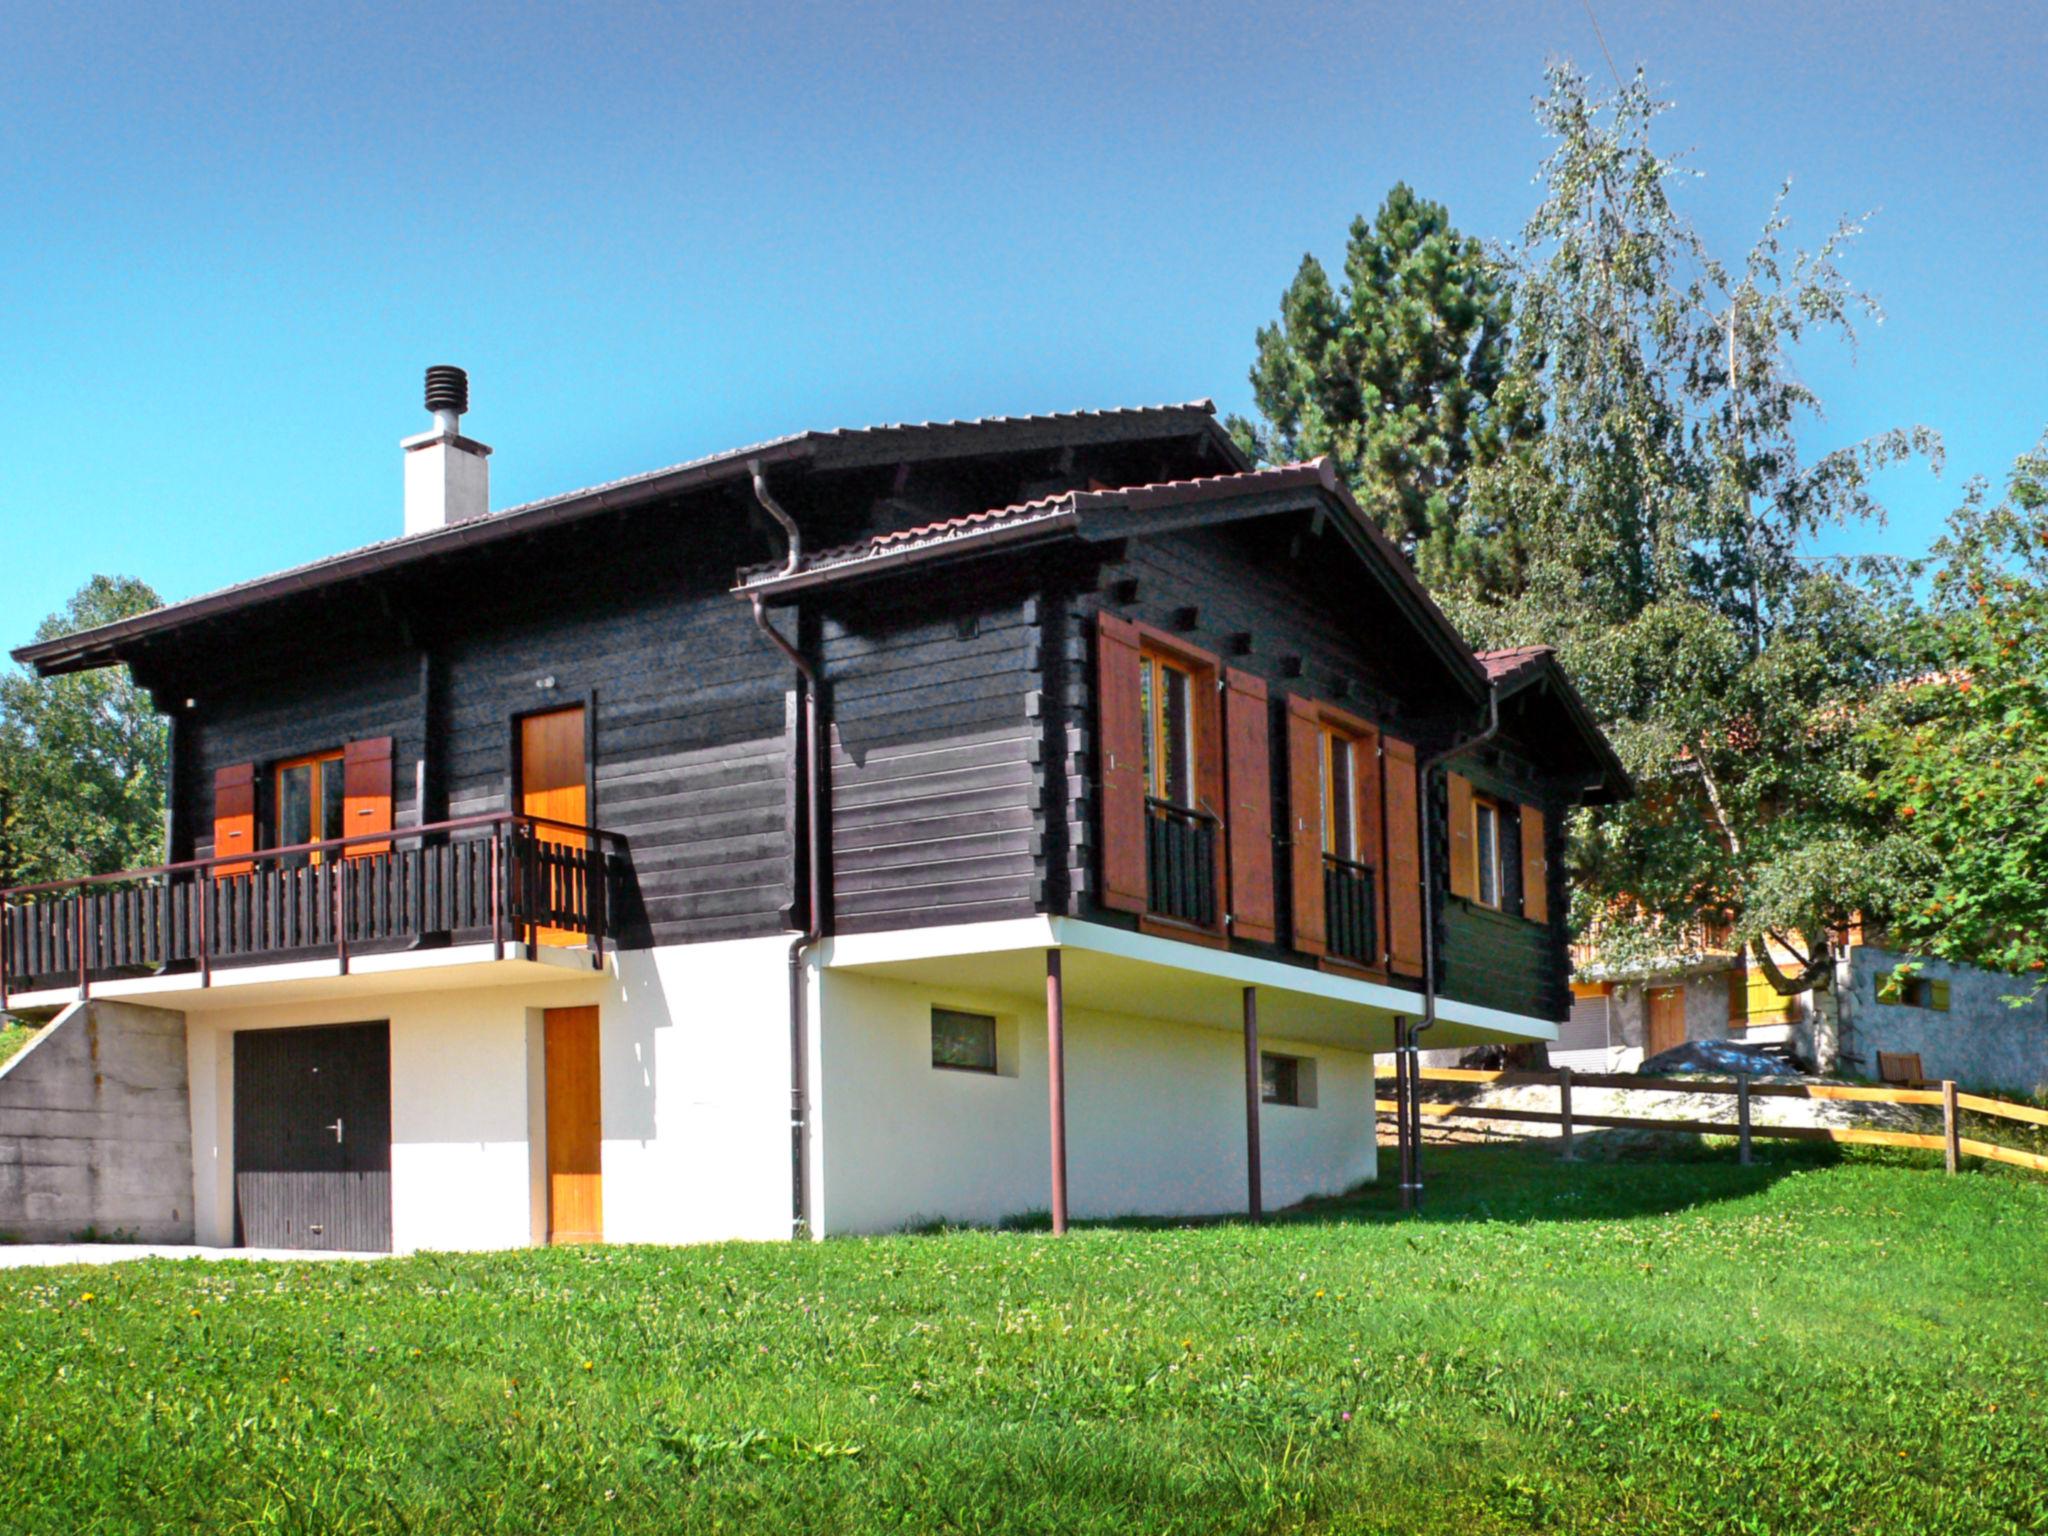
(1259, 1050, 1318, 1108)
(930, 1006, 1001, 1075)
(273, 749, 347, 863)
(1139, 646, 1201, 811)
(1471, 792, 1504, 910)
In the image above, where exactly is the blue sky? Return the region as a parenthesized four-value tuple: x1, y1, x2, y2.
(2, 1, 2042, 638)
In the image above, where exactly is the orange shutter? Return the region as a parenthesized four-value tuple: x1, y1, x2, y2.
(1095, 611, 1147, 913)
(1356, 723, 1383, 965)
(1447, 771, 1478, 901)
(212, 763, 256, 876)
(1382, 736, 1422, 976)
(1284, 694, 1325, 956)
(343, 737, 396, 858)
(1520, 804, 1548, 924)
(1222, 668, 1275, 944)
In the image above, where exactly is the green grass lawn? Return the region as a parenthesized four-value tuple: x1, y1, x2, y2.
(2, 1143, 2044, 1535)
(0, 1019, 33, 1069)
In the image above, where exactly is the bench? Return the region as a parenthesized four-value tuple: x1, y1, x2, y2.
(1877, 1051, 1930, 1088)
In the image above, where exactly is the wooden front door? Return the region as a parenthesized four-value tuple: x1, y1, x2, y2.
(1646, 987, 1687, 1060)
(234, 1023, 392, 1252)
(519, 706, 587, 946)
(544, 1006, 603, 1244)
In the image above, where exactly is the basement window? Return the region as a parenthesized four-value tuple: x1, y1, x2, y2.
(931, 1008, 1000, 1074)
(1877, 973, 1950, 1011)
(1260, 1052, 1317, 1108)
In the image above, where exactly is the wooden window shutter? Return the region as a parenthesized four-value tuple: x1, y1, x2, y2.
(1382, 735, 1422, 976)
(1284, 695, 1325, 956)
(343, 737, 396, 858)
(1520, 804, 1549, 924)
(212, 763, 256, 876)
(1095, 611, 1148, 913)
(1222, 668, 1275, 944)
(1447, 771, 1478, 901)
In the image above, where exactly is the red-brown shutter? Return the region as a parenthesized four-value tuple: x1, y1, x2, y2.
(1356, 722, 1384, 966)
(1521, 804, 1549, 924)
(1284, 694, 1325, 956)
(1382, 735, 1422, 976)
(1222, 668, 1275, 944)
(212, 763, 256, 877)
(1095, 611, 1147, 913)
(1447, 771, 1478, 901)
(343, 737, 395, 858)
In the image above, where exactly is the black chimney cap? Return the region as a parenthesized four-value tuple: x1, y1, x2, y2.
(424, 365, 469, 416)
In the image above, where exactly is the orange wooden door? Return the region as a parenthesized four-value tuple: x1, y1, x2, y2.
(519, 707, 587, 946)
(1646, 987, 1687, 1059)
(544, 1006, 603, 1244)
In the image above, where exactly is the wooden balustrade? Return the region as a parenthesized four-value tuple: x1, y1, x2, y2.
(0, 814, 627, 1003)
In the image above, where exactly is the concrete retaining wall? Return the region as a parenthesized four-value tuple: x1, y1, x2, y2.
(0, 1001, 194, 1243)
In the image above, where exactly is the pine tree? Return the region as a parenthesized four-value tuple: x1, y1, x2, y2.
(1227, 183, 1537, 588)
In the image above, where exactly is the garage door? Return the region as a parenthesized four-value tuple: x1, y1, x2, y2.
(234, 1022, 392, 1251)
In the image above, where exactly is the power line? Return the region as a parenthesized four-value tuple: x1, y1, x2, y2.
(1579, 0, 1626, 91)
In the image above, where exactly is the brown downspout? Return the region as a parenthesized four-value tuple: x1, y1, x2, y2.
(747, 462, 824, 1237)
(1401, 683, 1501, 1213)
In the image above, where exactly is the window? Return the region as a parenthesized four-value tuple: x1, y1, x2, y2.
(1260, 1052, 1317, 1107)
(1877, 973, 1950, 1011)
(1321, 726, 1357, 860)
(1139, 650, 1197, 807)
(275, 751, 346, 861)
(931, 1008, 999, 1073)
(1473, 795, 1502, 908)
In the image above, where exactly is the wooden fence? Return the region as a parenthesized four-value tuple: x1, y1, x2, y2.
(1375, 1066, 2048, 1176)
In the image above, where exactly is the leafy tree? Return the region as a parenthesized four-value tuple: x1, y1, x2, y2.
(1227, 183, 1539, 589)
(1866, 434, 2048, 990)
(0, 576, 168, 886)
(1450, 65, 1940, 994)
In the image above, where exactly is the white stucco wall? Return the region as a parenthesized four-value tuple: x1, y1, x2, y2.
(183, 935, 794, 1251)
(811, 969, 1376, 1236)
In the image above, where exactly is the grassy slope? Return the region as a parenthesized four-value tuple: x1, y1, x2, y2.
(0, 1020, 32, 1068)
(1, 1144, 2043, 1535)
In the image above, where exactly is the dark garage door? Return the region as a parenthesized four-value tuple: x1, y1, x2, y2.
(234, 1022, 392, 1251)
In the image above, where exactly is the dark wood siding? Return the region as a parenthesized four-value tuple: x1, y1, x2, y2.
(822, 586, 1044, 934)
(169, 508, 796, 949)
(1048, 516, 1573, 1021)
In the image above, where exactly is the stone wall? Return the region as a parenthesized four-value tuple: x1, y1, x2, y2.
(0, 1001, 194, 1242)
(1839, 946, 2048, 1096)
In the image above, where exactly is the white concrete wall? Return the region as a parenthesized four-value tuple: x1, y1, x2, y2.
(184, 935, 794, 1251)
(812, 969, 1376, 1236)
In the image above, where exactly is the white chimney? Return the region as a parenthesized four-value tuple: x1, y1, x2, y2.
(402, 365, 491, 535)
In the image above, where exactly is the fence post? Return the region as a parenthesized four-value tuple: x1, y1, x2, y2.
(1943, 1080, 1960, 1175)
(1558, 1066, 1574, 1161)
(1737, 1071, 1753, 1165)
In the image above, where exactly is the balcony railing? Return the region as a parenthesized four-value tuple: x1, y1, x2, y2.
(1323, 853, 1378, 967)
(0, 813, 629, 1005)
(1145, 798, 1218, 929)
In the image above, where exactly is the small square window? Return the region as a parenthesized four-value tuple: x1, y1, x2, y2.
(931, 1008, 999, 1073)
(1261, 1052, 1303, 1107)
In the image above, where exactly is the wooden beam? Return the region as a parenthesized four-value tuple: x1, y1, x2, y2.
(1242, 986, 1262, 1220)
(1047, 948, 1069, 1235)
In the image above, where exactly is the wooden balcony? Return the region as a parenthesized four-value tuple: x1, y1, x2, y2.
(0, 814, 629, 1006)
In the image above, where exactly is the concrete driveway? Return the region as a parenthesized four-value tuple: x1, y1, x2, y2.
(0, 1244, 389, 1268)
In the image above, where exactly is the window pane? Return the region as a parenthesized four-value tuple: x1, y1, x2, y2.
(278, 763, 314, 850)
(1475, 803, 1498, 906)
(1327, 735, 1354, 858)
(319, 759, 346, 845)
(931, 1008, 998, 1073)
(1261, 1052, 1300, 1106)
(1139, 658, 1156, 796)
(1162, 663, 1192, 806)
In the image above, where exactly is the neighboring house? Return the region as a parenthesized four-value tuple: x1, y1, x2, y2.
(1565, 931, 2048, 1095)
(0, 374, 1626, 1250)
